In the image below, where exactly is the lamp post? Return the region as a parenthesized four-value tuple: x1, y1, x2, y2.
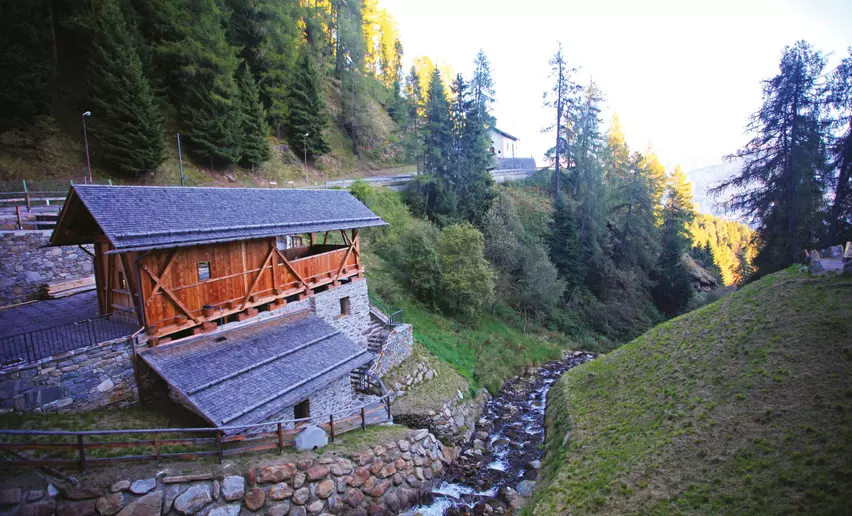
(303, 132, 310, 184)
(81, 111, 92, 183)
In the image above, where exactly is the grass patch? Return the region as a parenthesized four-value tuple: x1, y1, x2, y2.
(384, 341, 470, 415)
(528, 269, 852, 515)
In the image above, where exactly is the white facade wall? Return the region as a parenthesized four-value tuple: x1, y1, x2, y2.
(489, 130, 519, 158)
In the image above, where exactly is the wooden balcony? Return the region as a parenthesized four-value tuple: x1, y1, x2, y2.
(138, 237, 363, 341)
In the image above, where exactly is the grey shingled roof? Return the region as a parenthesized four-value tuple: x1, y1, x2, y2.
(139, 311, 373, 428)
(494, 157, 537, 171)
(61, 185, 386, 252)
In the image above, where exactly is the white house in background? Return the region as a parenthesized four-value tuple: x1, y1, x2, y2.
(489, 128, 520, 158)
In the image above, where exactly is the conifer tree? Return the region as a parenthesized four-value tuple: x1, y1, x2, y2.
(549, 194, 585, 290)
(420, 67, 454, 220)
(284, 48, 330, 159)
(0, 1, 54, 132)
(711, 41, 827, 271)
(826, 49, 852, 245)
(88, 0, 164, 177)
(543, 42, 581, 195)
(404, 66, 424, 166)
(235, 64, 270, 168)
(653, 166, 695, 315)
(471, 49, 496, 126)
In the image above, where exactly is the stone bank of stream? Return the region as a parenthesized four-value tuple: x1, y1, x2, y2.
(405, 351, 597, 515)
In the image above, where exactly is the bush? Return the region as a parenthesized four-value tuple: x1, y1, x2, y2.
(436, 223, 495, 320)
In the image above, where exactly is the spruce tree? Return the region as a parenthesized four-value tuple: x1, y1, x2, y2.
(471, 49, 496, 126)
(284, 48, 330, 159)
(0, 1, 54, 132)
(236, 64, 270, 168)
(404, 66, 424, 166)
(652, 166, 695, 315)
(549, 194, 586, 290)
(711, 41, 827, 271)
(88, 0, 165, 177)
(543, 42, 581, 195)
(826, 49, 852, 245)
(420, 67, 455, 221)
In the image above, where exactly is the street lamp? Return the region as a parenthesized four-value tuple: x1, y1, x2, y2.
(302, 133, 310, 184)
(81, 111, 92, 183)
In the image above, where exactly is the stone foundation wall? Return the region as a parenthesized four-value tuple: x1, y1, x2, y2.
(0, 429, 452, 516)
(396, 390, 490, 444)
(0, 230, 94, 307)
(372, 324, 413, 376)
(312, 279, 370, 347)
(0, 338, 144, 413)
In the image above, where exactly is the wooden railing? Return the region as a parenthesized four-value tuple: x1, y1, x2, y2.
(0, 394, 391, 473)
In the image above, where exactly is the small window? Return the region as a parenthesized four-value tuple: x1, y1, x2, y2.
(117, 271, 127, 290)
(197, 261, 210, 281)
(339, 296, 350, 316)
(294, 399, 310, 420)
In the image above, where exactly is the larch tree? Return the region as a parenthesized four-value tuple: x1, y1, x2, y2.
(711, 41, 827, 272)
(88, 0, 164, 177)
(543, 42, 581, 196)
(826, 49, 852, 245)
(471, 49, 496, 126)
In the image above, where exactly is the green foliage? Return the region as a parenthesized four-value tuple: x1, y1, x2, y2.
(549, 195, 585, 289)
(284, 48, 330, 159)
(235, 65, 270, 167)
(652, 166, 695, 314)
(0, 1, 54, 132)
(689, 213, 754, 285)
(531, 270, 852, 515)
(88, 0, 165, 177)
(436, 223, 495, 320)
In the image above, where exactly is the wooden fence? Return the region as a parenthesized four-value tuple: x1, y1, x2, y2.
(0, 395, 391, 473)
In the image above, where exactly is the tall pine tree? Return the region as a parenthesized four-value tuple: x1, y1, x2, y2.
(284, 47, 330, 159)
(653, 165, 695, 315)
(88, 0, 164, 177)
(826, 49, 852, 245)
(235, 64, 270, 168)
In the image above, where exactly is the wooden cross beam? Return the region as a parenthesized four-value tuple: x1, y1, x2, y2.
(242, 247, 276, 309)
(275, 247, 311, 292)
(146, 248, 179, 306)
(141, 263, 198, 323)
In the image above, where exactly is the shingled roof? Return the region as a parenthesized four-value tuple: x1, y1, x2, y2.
(51, 185, 386, 252)
(139, 311, 373, 428)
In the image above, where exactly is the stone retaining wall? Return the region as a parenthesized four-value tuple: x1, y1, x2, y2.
(372, 325, 413, 376)
(395, 390, 489, 444)
(0, 230, 94, 307)
(0, 338, 144, 413)
(0, 429, 451, 516)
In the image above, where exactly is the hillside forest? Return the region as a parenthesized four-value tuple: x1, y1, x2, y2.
(3, 2, 849, 384)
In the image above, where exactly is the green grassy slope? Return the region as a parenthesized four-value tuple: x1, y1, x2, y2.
(529, 269, 852, 515)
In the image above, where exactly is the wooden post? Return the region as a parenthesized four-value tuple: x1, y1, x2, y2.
(15, 206, 22, 230)
(216, 430, 224, 464)
(329, 415, 335, 443)
(385, 398, 391, 419)
(23, 180, 30, 211)
(361, 407, 366, 432)
(277, 423, 284, 452)
(154, 431, 161, 463)
(77, 434, 87, 473)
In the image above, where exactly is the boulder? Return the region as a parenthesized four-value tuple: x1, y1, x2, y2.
(315, 480, 335, 499)
(129, 479, 156, 496)
(266, 502, 290, 516)
(346, 467, 371, 488)
(288, 505, 306, 516)
(0, 489, 22, 506)
(242, 487, 264, 511)
(330, 459, 353, 476)
(57, 500, 97, 516)
(306, 500, 324, 515)
(344, 488, 364, 508)
(292, 488, 310, 506)
(267, 483, 293, 501)
(173, 485, 211, 515)
(61, 488, 103, 501)
(131, 491, 162, 516)
(19, 502, 56, 516)
(95, 494, 124, 516)
(207, 504, 240, 516)
(306, 465, 329, 481)
(293, 472, 306, 489)
(257, 464, 296, 484)
(516, 480, 536, 497)
(221, 476, 245, 502)
(26, 491, 44, 502)
(294, 425, 328, 451)
(109, 482, 130, 494)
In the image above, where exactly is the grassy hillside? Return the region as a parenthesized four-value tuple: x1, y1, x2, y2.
(529, 268, 852, 515)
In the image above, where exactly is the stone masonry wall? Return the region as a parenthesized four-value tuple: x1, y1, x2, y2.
(0, 428, 453, 516)
(0, 230, 94, 307)
(0, 338, 145, 413)
(372, 324, 413, 376)
(312, 279, 370, 347)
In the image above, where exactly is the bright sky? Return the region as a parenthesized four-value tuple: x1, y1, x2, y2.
(383, 0, 852, 172)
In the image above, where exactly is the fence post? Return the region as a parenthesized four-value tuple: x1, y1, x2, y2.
(16, 206, 22, 230)
(361, 407, 366, 431)
(277, 423, 284, 453)
(329, 415, 334, 443)
(77, 434, 87, 473)
(87, 318, 97, 347)
(385, 398, 391, 419)
(23, 180, 30, 211)
(216, 431, 223, 464)
(154, 431, 161, 463)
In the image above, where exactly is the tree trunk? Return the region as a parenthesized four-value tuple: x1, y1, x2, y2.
(788, 86, 800, 265)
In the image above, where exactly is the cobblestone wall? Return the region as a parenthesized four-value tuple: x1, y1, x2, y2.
(373, 324, 413, 376)
(0, 428, 454, 516)
(0, 338, 144, 413)
(0, 230, 94, 307)
(312, 279, 370, 347)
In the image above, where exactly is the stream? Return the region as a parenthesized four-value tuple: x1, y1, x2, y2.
(405, 351, 597, 515)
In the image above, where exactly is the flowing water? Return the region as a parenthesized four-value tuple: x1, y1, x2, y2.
(404, 352, 597, 515)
